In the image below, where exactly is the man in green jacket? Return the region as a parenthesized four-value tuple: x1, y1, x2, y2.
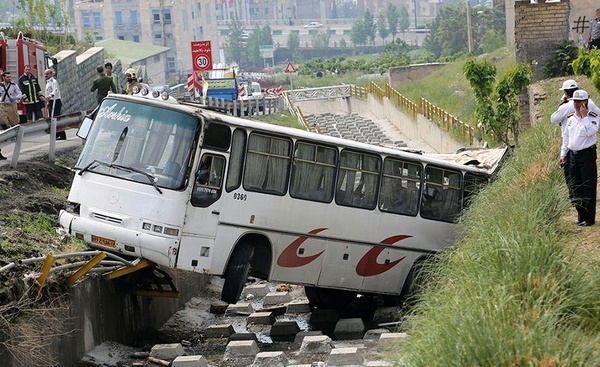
(91, 65, 117, 105)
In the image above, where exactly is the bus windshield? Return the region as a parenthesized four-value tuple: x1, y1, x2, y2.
(76, 99, 198, 190)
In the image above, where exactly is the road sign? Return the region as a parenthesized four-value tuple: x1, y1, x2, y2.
(284, 62, 296, 74)
(191, 40, 212, 71)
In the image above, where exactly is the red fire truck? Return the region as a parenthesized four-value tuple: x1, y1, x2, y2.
(0, 32, 52, 122)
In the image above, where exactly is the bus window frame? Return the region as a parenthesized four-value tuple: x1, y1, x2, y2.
(242, 132, 292, 196)
(379, 157, 422, 216)
(289, 140, 338, 203)
(225, 128, 247, 193)
(420, 165, 462, 223)
(335, 149, 381, 210)
(191, 153, 226, 207)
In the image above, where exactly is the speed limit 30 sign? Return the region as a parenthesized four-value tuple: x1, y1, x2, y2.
(191, 40, 213, 71)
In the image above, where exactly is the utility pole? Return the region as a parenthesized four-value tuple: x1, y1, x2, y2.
(466, 0, 473, 53)
(413, 0, 418, 28)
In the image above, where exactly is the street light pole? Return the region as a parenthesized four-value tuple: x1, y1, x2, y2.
(466, 0, 473, 53)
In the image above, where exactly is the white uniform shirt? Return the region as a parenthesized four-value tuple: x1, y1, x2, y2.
(0, 81, 23, 104)
(560, 112, 599, 157)
(551, 98, 600, 135)
(44, 77, 61, 101)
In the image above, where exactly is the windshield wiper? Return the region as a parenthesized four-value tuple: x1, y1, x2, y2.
(77, 160, 162, 194)
(110, 164, 162, 194)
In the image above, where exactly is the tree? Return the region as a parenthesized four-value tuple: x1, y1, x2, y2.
(572, 48, 600, 93)
(312, 29, 331, 50)
(247, 25, 262, 67)
(377, 13, 389, 44)
(464, 58, 532, 146)
(287, 31, 300, 53)
(350, 18, 367, 48)
(363, 9, 376, 46)
(399, 6, 410, 37)
(386, 3, 400, 40)
(224, 17, 245, 65)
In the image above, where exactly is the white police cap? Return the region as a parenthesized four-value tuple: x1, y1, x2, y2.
(560, 79, 578, 90)
(572, 89, 589, 100)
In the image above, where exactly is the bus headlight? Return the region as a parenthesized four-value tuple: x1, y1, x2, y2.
(141, 222, 179, 237)
(64, 201, 80, 215)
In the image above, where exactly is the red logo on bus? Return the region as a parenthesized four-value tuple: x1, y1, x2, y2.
(277, 228, 327, 267)
(355, 235, 411, 277)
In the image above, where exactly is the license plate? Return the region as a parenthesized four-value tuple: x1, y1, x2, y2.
(92, 235, 116, 248)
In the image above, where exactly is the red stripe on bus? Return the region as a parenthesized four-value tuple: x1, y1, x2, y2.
(355, 235, 411, 277)
(277, 228, 327, 267)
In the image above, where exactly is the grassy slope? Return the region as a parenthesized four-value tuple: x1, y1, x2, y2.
(386, 48, 600, 365)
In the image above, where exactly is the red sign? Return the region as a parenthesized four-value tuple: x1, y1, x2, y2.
(191, 41, 212, 71)
(284, 62, 296, 74)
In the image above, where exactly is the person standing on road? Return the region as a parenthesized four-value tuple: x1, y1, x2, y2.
(0, 71, 23, 160)
(44, 69, 66, 140)
(559, 90, 598, 227)
(18, 65, 44, 123)
(105, 62, 119, 93)
(91, 65, 117, 105)
(550, 79, 600, 201)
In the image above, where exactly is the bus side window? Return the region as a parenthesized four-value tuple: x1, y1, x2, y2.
(226, 129, 246, 192)
(335, 150, 380, 210)
(191, 154, 225, 207)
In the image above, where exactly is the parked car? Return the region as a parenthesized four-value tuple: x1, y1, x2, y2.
(303, 22, 323, 28)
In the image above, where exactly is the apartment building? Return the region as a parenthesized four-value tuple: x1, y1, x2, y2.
(71, 0, 218, 82)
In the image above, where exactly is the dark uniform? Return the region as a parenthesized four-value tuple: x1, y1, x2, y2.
(560, 89, 598, 226)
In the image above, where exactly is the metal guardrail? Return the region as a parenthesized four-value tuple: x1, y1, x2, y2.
(0, 110, 87, 168)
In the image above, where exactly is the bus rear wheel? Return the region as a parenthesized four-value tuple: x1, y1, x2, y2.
(221, 243, 254, 304)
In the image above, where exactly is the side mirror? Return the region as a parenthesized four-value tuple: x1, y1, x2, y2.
(77, 116, 94, 139)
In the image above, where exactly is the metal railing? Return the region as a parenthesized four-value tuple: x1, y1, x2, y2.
(0, 111, 87, 168)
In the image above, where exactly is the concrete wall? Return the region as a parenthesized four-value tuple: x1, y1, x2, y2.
(388, 63, 446, 90)
(2, 269, 208, 367)
(295, 95, 464, 154)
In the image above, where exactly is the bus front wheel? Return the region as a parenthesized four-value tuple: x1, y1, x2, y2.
(221, 243, 255, 304)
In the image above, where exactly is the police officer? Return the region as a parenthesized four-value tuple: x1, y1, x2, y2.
(551, 80, 600, 201)
(559, 90, 598, 226)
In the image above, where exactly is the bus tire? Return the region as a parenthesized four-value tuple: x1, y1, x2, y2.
(398, 259, 428, 310)
(221, 243, 255, 304)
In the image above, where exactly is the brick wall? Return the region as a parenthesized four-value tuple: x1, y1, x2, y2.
(514, 1, 570, 81)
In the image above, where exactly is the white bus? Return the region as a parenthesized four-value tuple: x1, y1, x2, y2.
(59, 90, 507, 307)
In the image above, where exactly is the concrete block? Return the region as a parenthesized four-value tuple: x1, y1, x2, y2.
(204, 324, 235, 338)
(247, 311, 276, 325)
(269, 320, 300, 342)
(262, 291, 292, 306)
(365, 361, 393, 366)
(251, 351, 288, 367)
(327, 347, 363, 366)
(298, 335, 334, 355)
(242, 283, 271, 298)
(377, 332, 408, 352)
(309, 308, 340, 325)
(286, 365, 313, 367)
(294, 330, 323, 344)
(372, 306, 401, 324)
(363, 328, 391, 340)
(149, 343, 185, 360)
(171, 355, 209, 367)
(228, 332, 259, 343)
(225, 302, 254, 316)
(286, 299, 311, 314)
(224, 340, 260, 359)
(333, 318, 366, 339)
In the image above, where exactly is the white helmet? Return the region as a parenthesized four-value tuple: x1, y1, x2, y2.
(572, 89, 589, 100)
(560, 79, 578, 90)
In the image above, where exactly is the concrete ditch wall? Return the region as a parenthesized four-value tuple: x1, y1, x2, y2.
(1, 269, 208, 367)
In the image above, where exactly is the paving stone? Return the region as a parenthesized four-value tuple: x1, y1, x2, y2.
(247, 311, 276, 325)
(327, 346, 363, 366)
(209, 303, 228, 314)
(363, 328, 391, 340)
(333, 318, 366, 339)
(286, 365, 313, 367)
(269, 320, 300, 342)
(149, 343, 185, 360)
(225, 302, 253, 316)
(251, 351, 288, 367)
(224, 340, 260, 359)
(286, 299, 311, 314)
(377, 332, 408, 352)
(228, 332, 259, 343)
(298, 335, 334, 355)
(294, 330, 323, 344)
(204, 324, 235, 338)
(171, 355, 209, 367)
(242, 283, 271, 298)
(262, 291, 292, 306)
